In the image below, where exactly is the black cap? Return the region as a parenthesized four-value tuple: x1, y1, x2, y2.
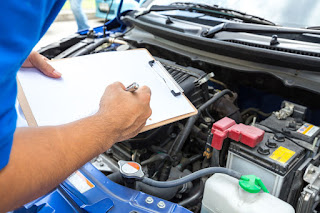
(257, 145, 270, 155)
(274, 133, 285, 142)
(288, 122, 297, 130)
(266, 138, 278, 148)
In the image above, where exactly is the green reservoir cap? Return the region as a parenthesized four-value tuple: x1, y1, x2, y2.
(239, 175, 269, 193)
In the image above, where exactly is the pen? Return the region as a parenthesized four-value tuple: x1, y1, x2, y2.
(126, 82, 139, 92)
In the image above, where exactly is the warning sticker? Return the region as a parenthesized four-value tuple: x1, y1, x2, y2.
(269, 146, 295, 164)
(67, 171, 95, 193)
(297, 123, 319, 137)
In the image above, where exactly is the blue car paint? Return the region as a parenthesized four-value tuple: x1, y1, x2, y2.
(15, 163, 191, 213)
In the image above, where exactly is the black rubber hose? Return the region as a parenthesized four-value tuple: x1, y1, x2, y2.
(107, 171, 123, 184)
(167, 123, 185, 154)
(141, 153, 172, 166)
(135, 182, 181, 200)
(170, 89, 232, 156)
(178, 180, 204, 207)
(141, 167, 241, 188)
(72, 37, 110, 57)
(191, 125, 208, 141)
(199, 90, 233, 113)
(150, 145, 168, 154)
(176, 154, 203, 171)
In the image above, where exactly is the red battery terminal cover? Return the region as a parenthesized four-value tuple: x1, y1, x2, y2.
(211, 117, 265, 150)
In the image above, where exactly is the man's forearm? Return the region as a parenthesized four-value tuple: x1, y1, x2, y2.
(0, 81, 152, 212)
(0, 115, 113, 212)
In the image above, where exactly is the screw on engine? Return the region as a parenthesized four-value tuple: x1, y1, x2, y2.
(204, 116, 212, 123)
(96, 157, 102, 163)
(145, 196, 154, 204)
(157, 201, 166, 209)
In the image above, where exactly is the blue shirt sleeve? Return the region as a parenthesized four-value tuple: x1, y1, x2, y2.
(0, 0, 66, 170)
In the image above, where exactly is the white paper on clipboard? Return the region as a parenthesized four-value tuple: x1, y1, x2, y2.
(17, 49, 197, 131)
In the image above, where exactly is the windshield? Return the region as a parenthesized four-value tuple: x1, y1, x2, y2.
(142, 0, 320, 28)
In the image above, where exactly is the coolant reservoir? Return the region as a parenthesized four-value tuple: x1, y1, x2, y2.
(201, 173, 295, 213)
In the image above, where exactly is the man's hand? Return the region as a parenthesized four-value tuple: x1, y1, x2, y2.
(97, 82, 152, 147)
(0, 81, 152, 211)
(22, 51, 61, 78)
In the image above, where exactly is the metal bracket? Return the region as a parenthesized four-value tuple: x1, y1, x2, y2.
(296, 164, 320, 213)
(195, 72, 214, 87)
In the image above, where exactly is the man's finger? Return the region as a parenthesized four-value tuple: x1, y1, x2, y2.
(116, 82, 126, 90)
(138, 85, 151, 95)
(30, 52, 61, 78)
(136, 86, 151, 104)
(109, 81, 126, 91)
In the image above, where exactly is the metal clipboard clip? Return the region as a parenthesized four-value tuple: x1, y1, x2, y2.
(148, 60, 183, 97)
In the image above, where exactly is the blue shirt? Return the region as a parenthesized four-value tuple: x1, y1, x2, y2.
(0, 0, 66, 170)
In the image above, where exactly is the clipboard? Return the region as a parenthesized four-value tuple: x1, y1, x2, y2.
(17, 49, 198, 132)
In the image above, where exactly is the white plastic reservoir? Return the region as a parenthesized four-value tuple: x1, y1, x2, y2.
(201, 173, 295, 213)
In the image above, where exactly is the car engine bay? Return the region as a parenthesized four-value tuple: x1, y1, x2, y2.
(35, 7, 320, 213)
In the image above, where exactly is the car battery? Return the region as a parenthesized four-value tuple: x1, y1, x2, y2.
(260, 101, 320, 145)
(226, 131, 307, 201)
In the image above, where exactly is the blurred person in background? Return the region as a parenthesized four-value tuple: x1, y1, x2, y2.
(70, 0, 90, 31)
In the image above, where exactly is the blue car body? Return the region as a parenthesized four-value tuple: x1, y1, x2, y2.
(14, 163, 191, 213)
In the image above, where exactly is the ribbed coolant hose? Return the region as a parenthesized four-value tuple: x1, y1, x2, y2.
(141, 167, 242, 188)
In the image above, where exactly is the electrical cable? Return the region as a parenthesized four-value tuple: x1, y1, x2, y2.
(141, 167, 241, 188)
(103, 0, 114, 37)
(245, 114, 257, 125)
(116, 0, 124, 23)
(241, 107, 272, 117)
(209, 78, 228, 89)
